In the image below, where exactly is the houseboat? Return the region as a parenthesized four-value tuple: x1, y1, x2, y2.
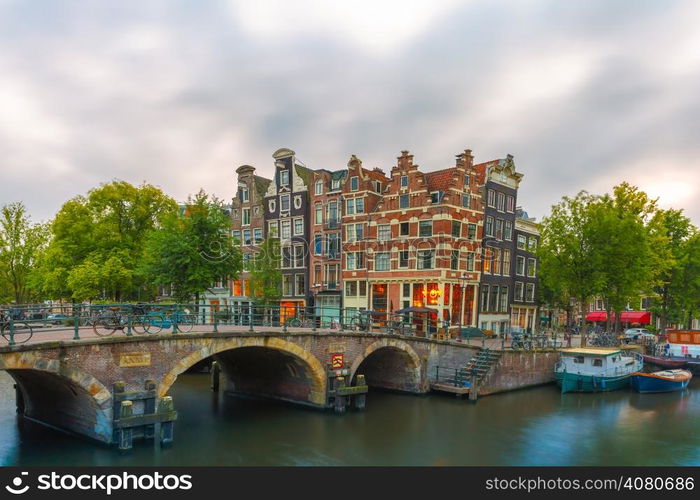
(662, 329, 700, 373)
(630, 369, 692, 393)
(555, 348, 643, 393)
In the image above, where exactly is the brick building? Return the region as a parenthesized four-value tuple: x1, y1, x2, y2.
(474, 155, 523, 335)
(229, 165, 271, 311)
(309, 167, 346, 325)
(263, 148, 313, 322)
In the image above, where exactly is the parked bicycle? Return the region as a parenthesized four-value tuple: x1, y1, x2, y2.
(510, 332, 533, 350)
(285, 316, 315, 328)
(0, 309, 33, 344)
(93, 307, 161, 336)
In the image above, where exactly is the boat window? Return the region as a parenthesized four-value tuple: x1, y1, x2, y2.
(574, 356, 584, 364)
(593, 359, 603, 367)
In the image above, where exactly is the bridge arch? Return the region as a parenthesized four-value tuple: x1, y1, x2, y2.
(0, 353, 113, 442)
(159, 337, 327, 407)
(350, 339, 423, 393)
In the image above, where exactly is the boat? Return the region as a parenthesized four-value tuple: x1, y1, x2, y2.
(555, 348, 643, 393)
(642, 354, 687, 369)
(630, 369, 692, 393)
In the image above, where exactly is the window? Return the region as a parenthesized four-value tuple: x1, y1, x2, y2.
(500, 287, 508, 312)
(326, 201, 338, 225)
(467, 252, 475, 271)
(506, 195, 515, 212)
(345, 281, 357, 296)
(430, 191, 444, 204)
(400, 222, 409, 236)
(504, 221, 513, 241)
(451, 220, 461, 238)
(283, 275, 293, 295)
(516, 256, 525, 276)
(295, 274, 305, 296)
(593, 359, 603, 367)
(515, 282, 524, 301)
(399, 250, 409, 268)
(315, 180, 323, 195)
(314, 234, 323, 254)
(240, 185, 249, 202)
(243, 229, 251, 245)
(502, 250, 511, 276)
(280, 194, 290, 212)
(268, 199, 276, 213)
(325, 264, 339, 286)
(378, 224, 391, 241)
(485, 216, 494, 237)
(527, 258, 536, 278)
(451, 250, 459, 270)
(359, 281, 367, 296)
(281, 220, 291, 239)
(517, 235, 526, 250)
(489, 286, 499, 313)
(467, 223, 477, 240)
(419, 220, 433, 237)
(464, 174, 470, 186)
(350, 176, 359, 191)
(331, 178, 340, 190)
(402, 283, 410, 297)
(417, 249, 434, 269)
(232, 230, 241, 242)
(487, 189, 496, 207)
(483, 248, 491, 274)
(242, 253, 250, 270)
(495, 219, 503, 240)
(253, 228, 263, 244)
(480, 285, 489, 312)
(400, 175, 408, 188)
(346, 198, 355, 215)
(315, 204, 322, 224)
(574, 356, 584, 364)
(375, 252, 390, 271)
(373, 180, 382, 193)
(528, 237, 537, 251)
(293, 218, 303, 235)
(399, 194, 409, 209)
(253, 206, 260, 216)
(497, 192, 505, 212)
(525, 283, 535, 302)
(462, 193, 470, 208)
(347, 223, 363, 242)
(347, 252, 355, 270)
(492, 248, 501, 274)
(242, 208, 250, 226)
(280, 170, 289, 186)
(281, 246, 292, 268)
(267, 221, 278, 238)
(327, 233, 340, 258)
(355, 251, 364, 269)
(293, 195, 301, 209)
(355, 197, 364, 213)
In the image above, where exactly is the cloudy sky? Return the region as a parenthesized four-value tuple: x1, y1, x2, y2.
(1, 0, 699, 224)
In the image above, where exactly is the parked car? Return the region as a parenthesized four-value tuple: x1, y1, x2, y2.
(624, 328, 656, 342)
(47, 313, 71, 325)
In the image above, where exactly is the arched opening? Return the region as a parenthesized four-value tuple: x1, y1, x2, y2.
(159, 338, 327, 408)
(5, 369, 112, 443)
(351, 342, 423, 393)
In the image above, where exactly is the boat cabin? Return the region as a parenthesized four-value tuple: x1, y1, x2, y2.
(557, 348, 634, 376)
(666, 330, 700, 359)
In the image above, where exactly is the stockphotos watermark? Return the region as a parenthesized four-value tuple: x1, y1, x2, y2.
(4, 471, 192, 495)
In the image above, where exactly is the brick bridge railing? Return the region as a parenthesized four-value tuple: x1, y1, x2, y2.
(0, 330, 488, 448)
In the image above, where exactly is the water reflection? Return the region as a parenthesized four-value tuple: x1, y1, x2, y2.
(0, 372, 698, 466)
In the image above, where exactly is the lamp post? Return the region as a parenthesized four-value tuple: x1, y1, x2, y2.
(459, 272, 469, 335)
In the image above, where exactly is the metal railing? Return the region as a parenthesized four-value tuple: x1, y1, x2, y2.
(0, 303, 456, 346)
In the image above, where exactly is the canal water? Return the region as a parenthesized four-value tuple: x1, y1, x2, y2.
(0, 371, 698, 466)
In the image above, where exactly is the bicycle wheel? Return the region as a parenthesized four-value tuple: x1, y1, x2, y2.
(131, 315, 148, 334)
(2, 322, 33, 343)
(93, 318, 117, 337)
(144, 315, 164, 334)
(287, 318, 301, 328)
(175, 315, 194, 333)
(523, 341, 533, 350)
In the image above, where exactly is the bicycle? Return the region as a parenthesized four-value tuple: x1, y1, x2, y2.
(285, 316, 314, 328)
(0, 310, 33, 344)
(93, 308, 154, 336)
(510, 333, 532, 350)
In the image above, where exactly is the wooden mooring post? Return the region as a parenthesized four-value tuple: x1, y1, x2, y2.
(210, 361, 220, 392)
(327, 368, 369, 413)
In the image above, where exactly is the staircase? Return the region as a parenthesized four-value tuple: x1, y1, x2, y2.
(464, 349, 502, 384)
(430, 348, 502, 399)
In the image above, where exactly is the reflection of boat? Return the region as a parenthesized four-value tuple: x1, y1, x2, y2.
(630, 370, 692, 393)
(642, 355, 687, 369)
(555, 348, 643, 393)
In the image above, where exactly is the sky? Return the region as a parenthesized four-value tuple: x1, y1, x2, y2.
(1, 0, 699, 224)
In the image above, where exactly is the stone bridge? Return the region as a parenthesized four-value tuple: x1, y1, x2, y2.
(0, 330, 490, 447)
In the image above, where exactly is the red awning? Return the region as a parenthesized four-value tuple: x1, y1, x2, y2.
(620, 311, 651, 324)
(585, 312, 608, 322)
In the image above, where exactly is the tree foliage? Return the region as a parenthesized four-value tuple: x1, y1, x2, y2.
(33, 181, 177, 301)
(140, 190, 242, 303)
(248, 237, 282, 306)
(0, 202, 49, 303)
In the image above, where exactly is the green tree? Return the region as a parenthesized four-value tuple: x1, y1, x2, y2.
(0, 202, 49, 304)
(33, 181, 177, 301)
(141, 190, 242, 303)
(249, 237, 282, 303)
(538, 191, 604, 334)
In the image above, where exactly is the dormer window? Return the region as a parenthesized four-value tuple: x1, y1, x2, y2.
(430, 191, 444, 204)
(315, 179, 323, 195)
(280, 170, 289, 186)
(331, 179, 341, 190)
(350, 176, 359, 191)
(400, 175, 408, 188)
(373, 180, 382, 193)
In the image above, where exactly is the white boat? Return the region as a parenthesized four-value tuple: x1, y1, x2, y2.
(554, 348, 643, 393)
